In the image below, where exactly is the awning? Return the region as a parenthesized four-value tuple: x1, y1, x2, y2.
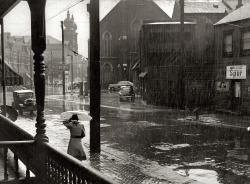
(132, 60, 141, 70)
(0, 61, 23, 86)
(139, 72, 148, 78)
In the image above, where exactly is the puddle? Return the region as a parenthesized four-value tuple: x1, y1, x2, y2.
(177, 169, 220, 184)
(101, 123, 111, 128)
(152, 143, 190, 151)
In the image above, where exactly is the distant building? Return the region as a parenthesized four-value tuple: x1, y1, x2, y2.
(0, 13, 86, 89)
(138, 0, 230, 108)
(1, 33, 32, 87)
(214, 3, 250, 114)
(139, 21, 197, 107)
(44, 11, 86, 86)
(99, 0, 177, 89)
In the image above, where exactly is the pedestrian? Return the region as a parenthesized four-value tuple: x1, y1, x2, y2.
(63, 114, 87, 161)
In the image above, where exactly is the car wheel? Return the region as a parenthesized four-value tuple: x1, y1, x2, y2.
(19, 110, 23, 115)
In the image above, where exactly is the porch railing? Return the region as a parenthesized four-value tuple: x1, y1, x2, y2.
(0, 115, 115, 184)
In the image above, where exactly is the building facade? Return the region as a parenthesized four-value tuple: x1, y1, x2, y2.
(138, 0, 230, 108)
(1, 33, 32, 87)
(139, 21, 197, 107)
(99, 0, 177, 89)
(214, 4, 250, 114)
(43, 11, 87, 87)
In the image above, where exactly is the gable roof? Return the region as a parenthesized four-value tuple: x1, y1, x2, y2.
(184, 1, 227, 13)
(100, 0, 176, 21)
(214, 3, 250, 25)
(100, 0, 231, 22)
(152, 0, 175, 18)
(100, 0, 120, 21)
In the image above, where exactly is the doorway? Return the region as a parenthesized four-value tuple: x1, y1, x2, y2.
(231, 80, 242, 110)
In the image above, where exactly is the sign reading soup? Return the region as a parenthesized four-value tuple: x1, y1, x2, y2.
(226, 65, 246, 79)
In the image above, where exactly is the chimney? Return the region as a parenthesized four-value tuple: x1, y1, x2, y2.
(236, 0, 243, 9)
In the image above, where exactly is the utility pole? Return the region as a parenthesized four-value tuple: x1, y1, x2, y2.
(61, 21, 66, 95)
(180, 0, 185, 109)
(51, 52, 53, 90)
(70, 55, 73, 95)
(88, 0, 100, 153)
(18, 51, 20, 75)
(30, 47, 33, 90)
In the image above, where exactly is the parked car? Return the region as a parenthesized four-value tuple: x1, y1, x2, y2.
(68, 82, 81, 90)
(108, 81, 134, 92)
(12, 89, 37, 115)
(118, 86, 135, 102)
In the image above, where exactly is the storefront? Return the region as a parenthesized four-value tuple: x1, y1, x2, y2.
(216, 65, 246, 112)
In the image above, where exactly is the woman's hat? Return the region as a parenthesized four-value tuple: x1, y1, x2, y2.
(71, 114, 79, 121)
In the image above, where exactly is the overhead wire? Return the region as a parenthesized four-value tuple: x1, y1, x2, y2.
(15, 0, 84, 36)
(47, 0, 83, 21)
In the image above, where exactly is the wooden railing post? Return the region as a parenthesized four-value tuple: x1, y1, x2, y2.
(14, 152, 19, 179)
(4, 147, 8, 180)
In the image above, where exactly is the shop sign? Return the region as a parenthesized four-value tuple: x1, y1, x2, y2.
(216, 81, 229, 91)
(226, 65, 246, 79)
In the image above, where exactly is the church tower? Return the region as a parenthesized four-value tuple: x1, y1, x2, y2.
(63, 10, 78, 52)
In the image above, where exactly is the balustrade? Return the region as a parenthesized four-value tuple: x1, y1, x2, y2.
(0, 115, 115, 184)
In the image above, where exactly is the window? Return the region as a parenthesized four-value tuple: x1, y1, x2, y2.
(241, 30, 250, 56)
(102, 31, 112, 57)
(223, 33, 233, 57)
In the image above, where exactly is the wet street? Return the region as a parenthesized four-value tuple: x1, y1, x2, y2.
(12, 88, 250, 183)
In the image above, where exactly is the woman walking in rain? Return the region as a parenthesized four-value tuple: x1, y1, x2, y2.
(63, 114, 87, 161)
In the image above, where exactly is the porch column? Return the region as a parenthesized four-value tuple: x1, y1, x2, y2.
(28, 1, 47, 183)
(27, 0, 48, 142)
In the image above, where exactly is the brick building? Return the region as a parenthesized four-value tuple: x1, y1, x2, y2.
(214, 3, 250, 114)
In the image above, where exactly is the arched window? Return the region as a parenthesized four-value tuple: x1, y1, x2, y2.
(102, 31, 112, 56)
(131, 19, 141, 33)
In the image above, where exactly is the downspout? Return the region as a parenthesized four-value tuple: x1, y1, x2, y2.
(1, 18, 6, 116)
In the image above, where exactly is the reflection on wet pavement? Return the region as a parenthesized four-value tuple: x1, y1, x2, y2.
(14, 93, 250, 183)
(101, 105, 250, 183)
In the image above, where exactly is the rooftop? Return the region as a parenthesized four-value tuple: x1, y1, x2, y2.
(214, 3, 250, 25)
(184, 1, 227, 13)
